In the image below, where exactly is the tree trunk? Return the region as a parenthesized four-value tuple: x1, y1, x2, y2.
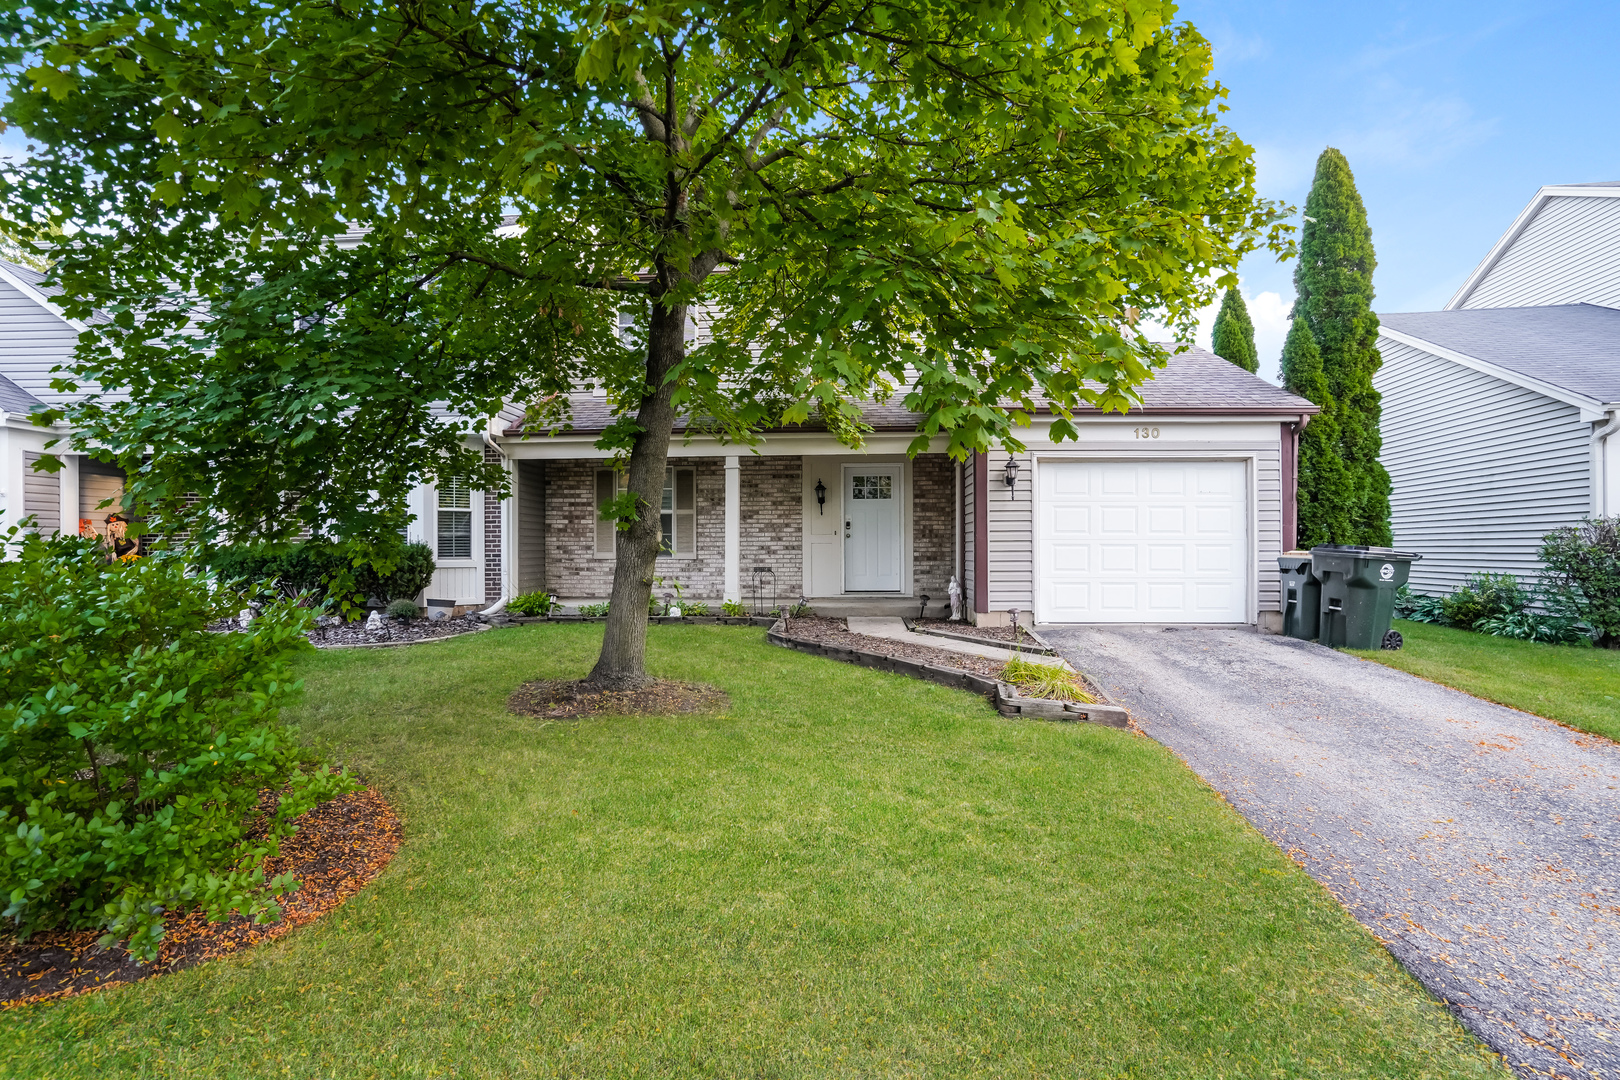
(586, 294, 686, 688)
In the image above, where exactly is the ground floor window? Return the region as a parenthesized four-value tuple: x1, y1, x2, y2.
(596, 467, 696, 557)
(437, 477, 473, 560)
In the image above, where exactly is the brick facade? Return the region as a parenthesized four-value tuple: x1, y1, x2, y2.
(740, 456, 802, 602)
(534, 453, 953, 605)
(911, 453, 956, 598)
(544, 457, 729, 600)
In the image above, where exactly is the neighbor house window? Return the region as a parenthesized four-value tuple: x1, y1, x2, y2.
(595, 467, 696, 557)
(437, 477, 473, 560)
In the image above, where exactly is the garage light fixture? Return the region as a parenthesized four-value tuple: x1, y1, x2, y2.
(1003, 458, 1020, 490)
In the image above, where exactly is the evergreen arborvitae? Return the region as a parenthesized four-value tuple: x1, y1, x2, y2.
(1210, 287, 1258, 372)
(1292, 148, 1392, 545)
(1280, 315, 1353, 547)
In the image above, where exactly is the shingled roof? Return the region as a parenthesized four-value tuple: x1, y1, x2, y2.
(501, 345, 1315, 438)
(0, 371, 45, 415)
(1380, 303, 1620, 405)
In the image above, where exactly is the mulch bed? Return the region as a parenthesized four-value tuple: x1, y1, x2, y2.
(210, 614, 486, 649)
(911, 618, 1046, 647)
(508, 678, 730, 720)
(779, 617, 1010, 680)
(0, 786, 402, 1009)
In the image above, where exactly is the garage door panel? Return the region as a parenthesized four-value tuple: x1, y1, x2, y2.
(1147, 545, 1184, 572)
(1051, 508, 1089, 537)
(1051, 543, 1089, 572)
(1147, 506, 1185, 534)
(1039, 460, 1247, 624)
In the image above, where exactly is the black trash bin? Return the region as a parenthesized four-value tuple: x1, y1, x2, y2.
(1312, 545, 1422, 650)
(1276, 551, 1320, 641)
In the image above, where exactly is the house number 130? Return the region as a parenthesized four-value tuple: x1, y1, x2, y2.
(1133, 426, 1161, 439)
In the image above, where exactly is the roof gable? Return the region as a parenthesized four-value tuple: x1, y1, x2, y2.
(1448, 184, 1620, 311)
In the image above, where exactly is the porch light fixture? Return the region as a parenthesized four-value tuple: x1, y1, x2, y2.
(1003, 458, 1020, 490)
(815, 478, 826, 514)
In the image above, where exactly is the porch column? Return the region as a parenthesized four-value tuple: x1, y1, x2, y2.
(723, 455, 741, 603)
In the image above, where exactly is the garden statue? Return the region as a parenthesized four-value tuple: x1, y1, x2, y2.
(365, 610, 385, 634)
(948, 576, 962, 622)
(237, 608, 255, 629)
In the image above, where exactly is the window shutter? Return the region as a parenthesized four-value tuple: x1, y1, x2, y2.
(595, 470, 617, 555)
(675, 469, 696, 556)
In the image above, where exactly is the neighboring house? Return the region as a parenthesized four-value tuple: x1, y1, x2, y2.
(1375, 183, 1620, 594)
(0, 260, 114, 545)
(0, 255, 1318, 628)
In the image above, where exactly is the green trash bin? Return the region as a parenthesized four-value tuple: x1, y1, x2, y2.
(1276, 551, 1321, 641)
(1311, 545, 1422, 650)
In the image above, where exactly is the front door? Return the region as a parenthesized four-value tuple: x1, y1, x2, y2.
(844, 466, 902, 592)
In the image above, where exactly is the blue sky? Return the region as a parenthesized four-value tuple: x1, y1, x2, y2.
(1172, 0, 1620, 383)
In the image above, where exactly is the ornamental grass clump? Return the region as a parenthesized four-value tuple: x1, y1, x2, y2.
(1001, 656, 1094, 704)
(0, 530, 355, 960)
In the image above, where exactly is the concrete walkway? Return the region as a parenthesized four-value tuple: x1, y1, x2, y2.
(846, 617, 1069, 667)
(1043, 625, 1620, 1080)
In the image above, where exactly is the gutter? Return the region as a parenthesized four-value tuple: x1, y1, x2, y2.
(1595, 409, 1620, 517)
(480, 429, 513, 616)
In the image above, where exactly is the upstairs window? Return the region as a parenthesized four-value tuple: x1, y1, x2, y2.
(437, 477, 473, 560)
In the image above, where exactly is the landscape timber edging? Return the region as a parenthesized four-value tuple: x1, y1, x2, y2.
(766, 620, 1130, 729)
(492, 615, 777, 627)
(905, 621, 1059, 656)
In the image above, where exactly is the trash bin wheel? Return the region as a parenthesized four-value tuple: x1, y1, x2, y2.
(1381, 629, 1403, 651)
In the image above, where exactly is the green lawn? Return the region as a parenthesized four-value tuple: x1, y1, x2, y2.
(1, 625, 1503, 1079)
(1350, 620, 1620, 742)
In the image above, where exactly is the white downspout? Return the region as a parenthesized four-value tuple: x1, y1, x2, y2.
(1595, 409, 1620, 517)
(480, 429, 513, 616)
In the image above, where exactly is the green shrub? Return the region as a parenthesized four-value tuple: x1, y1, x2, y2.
(0, 530, 355, 960)
(578, 602, 610, 618)
(1474, 610, 1591, 646)
(1440, 572, 1529, 630)
(386, 598, 421, 620)
(1540, 517, 1620, 647)
(356, 542, 435, 604)
(1394, 586, 1449, 624)
(720, 600, 748, 617)
(507, 591, 557, 617)
(682, 601, 710, 617)
(203, 541, 434, 607)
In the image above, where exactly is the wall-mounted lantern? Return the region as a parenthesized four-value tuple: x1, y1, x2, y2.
(815, 478, 826, 514)
(1003, 458, 1021, 490)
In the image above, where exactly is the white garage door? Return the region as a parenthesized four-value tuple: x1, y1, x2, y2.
(1038, 460, 1248, 623)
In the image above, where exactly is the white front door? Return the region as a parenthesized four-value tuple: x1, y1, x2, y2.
(1038, 460, 1248, 623)
(844, 466, 902, 591)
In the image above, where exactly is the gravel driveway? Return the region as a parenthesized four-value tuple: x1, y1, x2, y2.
(1041, 626, 1620, 1080)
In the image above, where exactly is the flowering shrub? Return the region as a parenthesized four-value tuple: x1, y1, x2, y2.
(0, 530, 354, 959)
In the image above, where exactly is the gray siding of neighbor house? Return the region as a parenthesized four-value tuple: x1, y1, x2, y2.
(1375, 337, 1592, 595)
(1460, 195, 1620, 310)
(0, 278, 84, 404)
(962, 454, 977, 609)
(22, 452, 59, 534)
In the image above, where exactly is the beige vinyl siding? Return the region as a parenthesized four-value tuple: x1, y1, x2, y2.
(22, 452, 59, 534)
(1253, 444, 1283, 614)
(1460, 195, 1620, 309)
(79, 458, 125, 527)
(515, 460, 545, 593)
(984, 448, 1033, 611)
(1375, 337, 1591, 594)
